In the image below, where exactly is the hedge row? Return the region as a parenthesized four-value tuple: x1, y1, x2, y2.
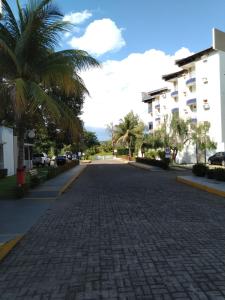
(15, 160, 80, 197)
(136, 157, 170, 170)
(192, 163, 225, 181)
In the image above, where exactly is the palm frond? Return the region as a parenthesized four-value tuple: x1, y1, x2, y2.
(28, 82, 60, 120)
(1, 0, 20, 39)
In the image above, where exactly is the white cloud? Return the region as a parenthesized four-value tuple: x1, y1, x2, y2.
(80, 47, 192, 129)
(68, 18, 126, 56)
(63, 10, 92, 25)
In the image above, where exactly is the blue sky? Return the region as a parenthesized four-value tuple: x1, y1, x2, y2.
(7, 0, 225, 140)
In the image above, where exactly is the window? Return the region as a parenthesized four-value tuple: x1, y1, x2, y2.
(148, 122, 153, 130)
(0, 145, 4, 169)
(148, 103, 152, 113)
(190, 104, 197, 112)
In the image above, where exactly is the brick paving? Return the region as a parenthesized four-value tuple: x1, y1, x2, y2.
(0, 162, 225, 299)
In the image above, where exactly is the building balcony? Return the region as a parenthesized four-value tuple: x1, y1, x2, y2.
(155, 117, 160, 122)
(186, 77, 196, 87)
(186, 98, 196, 106)
(191, 118, 197, 124)
(155, 104, 160, 110)
(171, 90, 178, 98)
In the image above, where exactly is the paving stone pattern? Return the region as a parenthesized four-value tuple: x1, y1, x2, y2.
(0, 163, 225, 299)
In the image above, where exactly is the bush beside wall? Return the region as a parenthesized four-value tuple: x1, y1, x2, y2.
(192, 164, 208, 177)
(136, 157, 170, 170)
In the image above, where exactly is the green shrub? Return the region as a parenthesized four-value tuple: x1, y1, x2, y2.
(0, 169, 8, 179)
(136, 157, 170, 170)
(206, 169, 215, 179)
(157, 150, 165, 160)
(30, 175, 41, 188)
(145, 150, 157, 159)
(192, 163, 208, 177)
(213, 168, 225, 181)
(116, 148, 129, 156)
(14, 184, 29, 198)
(47, 160, 79, 179)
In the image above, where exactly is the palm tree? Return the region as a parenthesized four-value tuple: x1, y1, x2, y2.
(114, 111, 144, 159)
(0, 0, 99, 184)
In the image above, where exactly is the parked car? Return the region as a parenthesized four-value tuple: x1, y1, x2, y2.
(56, 155, 68, 166)
(208, 152, 225, 166)
(33, 153, 50, 167)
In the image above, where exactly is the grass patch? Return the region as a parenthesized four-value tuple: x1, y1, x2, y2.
(0, 174, 30, 199)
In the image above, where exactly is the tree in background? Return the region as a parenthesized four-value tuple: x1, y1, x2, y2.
(0, 0, 99, 184)
(190, 121, 216, 163)
(106, 122, 115, 154)
(114, 111, 144, 158)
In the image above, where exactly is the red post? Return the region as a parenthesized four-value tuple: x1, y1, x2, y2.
(17, 168, 25, 186)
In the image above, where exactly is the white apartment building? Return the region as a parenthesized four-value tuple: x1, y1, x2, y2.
(142, 28, 225, 163)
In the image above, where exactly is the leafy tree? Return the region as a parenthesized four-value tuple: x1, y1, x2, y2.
(142, 115, 191, 162)
(114, 111, 144, 158)
(190, 121, 216, 163)
(0, 0, 99, 183)
(82, 130, 100, 150)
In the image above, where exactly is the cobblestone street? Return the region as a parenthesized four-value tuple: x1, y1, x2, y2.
(1, 162, 225, 299)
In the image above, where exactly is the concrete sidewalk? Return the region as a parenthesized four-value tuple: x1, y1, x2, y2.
(0, 164, 87, 257)
(177, 175, 225, 198)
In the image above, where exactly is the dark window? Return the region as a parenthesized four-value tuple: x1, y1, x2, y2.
(148, 122, 153, 130)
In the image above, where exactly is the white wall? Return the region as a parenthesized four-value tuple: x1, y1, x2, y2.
(0, 126, 15, 176)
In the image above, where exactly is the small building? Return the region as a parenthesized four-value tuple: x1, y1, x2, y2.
(0, 126, 33, 176)
(0, 126, 15, 176)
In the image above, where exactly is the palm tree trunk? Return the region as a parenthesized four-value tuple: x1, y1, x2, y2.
(11, 86, 26, 185)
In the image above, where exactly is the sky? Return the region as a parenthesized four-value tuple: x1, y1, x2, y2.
(8, 0, 225, 140)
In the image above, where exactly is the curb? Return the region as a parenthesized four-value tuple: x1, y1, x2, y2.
(128, 161, 151, 171)
(0, 235, 23, 262)
(59, 165, 87, 195)
(177, 176, 225, 198)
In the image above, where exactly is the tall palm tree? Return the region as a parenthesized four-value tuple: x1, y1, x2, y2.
(0, 0, 99, 184)
(114, 111, 144, 158)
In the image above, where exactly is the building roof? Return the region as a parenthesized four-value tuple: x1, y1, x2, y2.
(175, 47, 214, 67)
(162, 70, 187, 81)
(142, 87, 169, 103)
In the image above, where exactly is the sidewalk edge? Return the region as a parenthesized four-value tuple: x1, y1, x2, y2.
(0, 235, 23, 262)
(59, 165, 87, 195)
(177, 176, 225, 198)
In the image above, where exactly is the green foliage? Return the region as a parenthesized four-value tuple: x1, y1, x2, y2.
(191, 121, 217, 151)
(14, 184, 29, 198)
(82, 130, 100, 150)
(114, 111, 144, 157)
(136, 157, 170, 170)
(0, 169, 8, 179)
(192, 163, 208, 177)
(0, 0, 99, 169)
(47, 160, 79, 179)
(97, 141, 113, 153)
(145, 150, 157, 159)
(209, 168, 225, 181)
(116, 147, 129, 156)
(29, 175, 41, 188)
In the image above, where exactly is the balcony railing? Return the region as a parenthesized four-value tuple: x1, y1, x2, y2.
(186, 77, 196, 86)
(171, 90, 178, 98)
(186, 98, 196, 106)
(155, 104, 160, 109)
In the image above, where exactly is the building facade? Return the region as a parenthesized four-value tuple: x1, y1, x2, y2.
(0, 126, 33, 176)
(142, 29, 225, 163)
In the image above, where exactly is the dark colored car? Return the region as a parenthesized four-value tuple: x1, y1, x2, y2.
(56, 155, 68, 166)
(208, 152, 225, 166)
